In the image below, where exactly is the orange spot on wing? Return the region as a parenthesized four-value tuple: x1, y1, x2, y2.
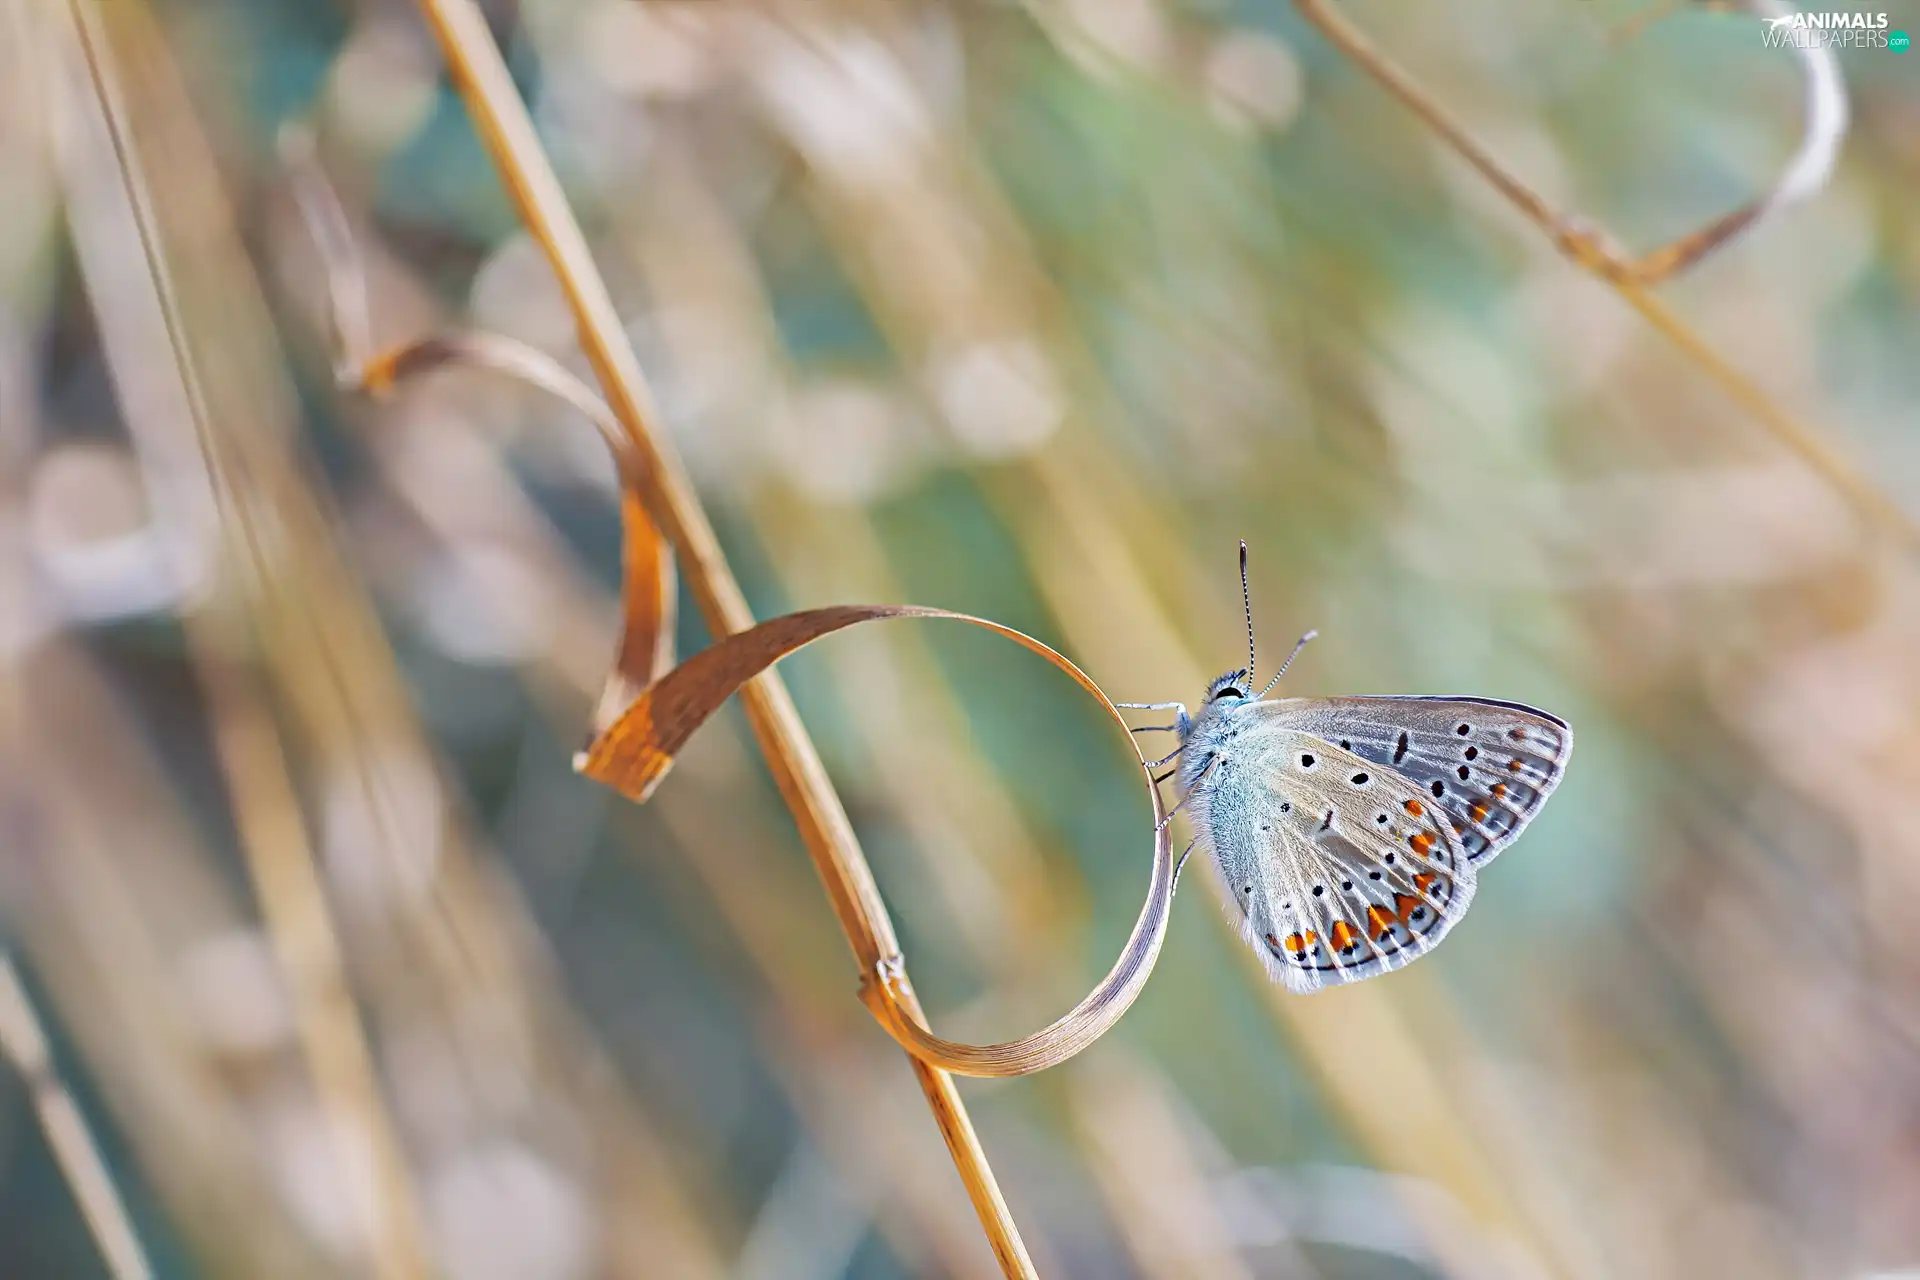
(1508, 758, 1525, 772)
(1490, 782, 1508, 799)
(1282, 932, 1317, 954)
(1409, 831, 1436, 856)
(1366, 905, 1396, 934)
(1330, 921, 1359, 952)
(1393, 892, 1424, 922)
(1469, 800, 1490, 824)
(1415, 872, 1443, 895)
(1509, 728, 1528, 741)
(1403, 798, 1424, 817)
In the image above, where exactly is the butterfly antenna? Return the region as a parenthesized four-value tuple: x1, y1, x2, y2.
(1258, 630, 1318, 698)
(1239, 540, 1256, 685)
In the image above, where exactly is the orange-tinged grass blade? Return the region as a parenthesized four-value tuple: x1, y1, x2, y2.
(608, 482, 676, 708)
(352, 333, 677, 735)
(578, 604, 1180, 1078)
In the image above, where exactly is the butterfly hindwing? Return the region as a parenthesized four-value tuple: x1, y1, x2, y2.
(1256, 697, 1571, 866)
(1193, 727, 1476, 993)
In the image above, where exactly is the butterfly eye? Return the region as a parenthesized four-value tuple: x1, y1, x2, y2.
(1213, 687, 1244, 701)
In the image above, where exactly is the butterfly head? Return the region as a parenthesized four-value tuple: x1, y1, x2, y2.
(1206, 670, 1252, 705)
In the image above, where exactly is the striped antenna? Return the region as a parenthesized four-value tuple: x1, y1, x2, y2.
(1240, 541, 1256, 684)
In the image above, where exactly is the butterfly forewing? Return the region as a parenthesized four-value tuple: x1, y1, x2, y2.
(1257, 697, 1571, 866)
(1195, 728, 1476, 993)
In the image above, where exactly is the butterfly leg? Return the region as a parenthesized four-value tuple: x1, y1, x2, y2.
(1120, 702, 1190, 741)
(1156, 754, 1219, 832)
(1172, 836, 1200, 884)
(1143, 745, 1184, 769)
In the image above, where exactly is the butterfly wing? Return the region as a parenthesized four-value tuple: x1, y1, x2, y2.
(1257, 696, 1571, 866)
(1194, 721, 1476, 993)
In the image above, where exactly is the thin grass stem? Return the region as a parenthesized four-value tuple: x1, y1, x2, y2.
(407, 1, 1036, 1271)
(0, 956, 155, 1280)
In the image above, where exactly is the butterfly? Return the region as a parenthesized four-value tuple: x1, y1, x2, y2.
(1121, 544, 1571, 993)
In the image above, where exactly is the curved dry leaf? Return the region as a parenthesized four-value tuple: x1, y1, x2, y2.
(1627, 0, 1846, 282)
(355, 334, 677, 733)
(281, 138, 676, 728)
(1294, 0, 1848, 285)
(606, 484, 677, 720)
(278, 125, 372, 377)
(578, 604, 1181, 1078)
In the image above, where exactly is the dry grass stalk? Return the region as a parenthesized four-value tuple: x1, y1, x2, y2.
(328, 344, 1031, 1271)
(409, 0, 1037, 1269)
(50, 2, 434, 1275)
(1292, 0, 1920, 554)
(0, 956, 155, 1280)
(298, 145, 1262, 1273)
(7, 642, 347, 1277)
(55, 8, 747, 1272)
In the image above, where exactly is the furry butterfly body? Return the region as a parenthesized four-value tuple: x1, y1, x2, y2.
(1127, 548, 1571, 993)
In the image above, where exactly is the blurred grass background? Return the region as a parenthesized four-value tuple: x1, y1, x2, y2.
(4, 0, 1920, 1276)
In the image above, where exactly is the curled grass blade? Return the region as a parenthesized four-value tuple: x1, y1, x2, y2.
(578, 604, 1180, 1078)
(1293, 0, 1846, 286)
(281, 144, 676, 735)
